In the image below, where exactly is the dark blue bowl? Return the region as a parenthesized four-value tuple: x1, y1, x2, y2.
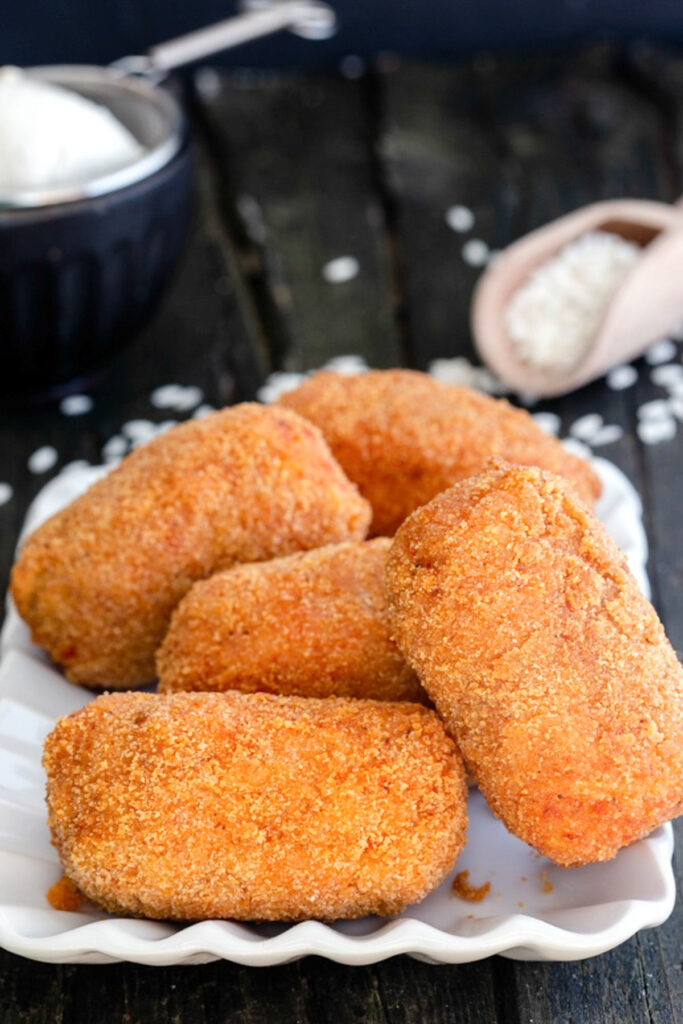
(0, 138, 193, 404)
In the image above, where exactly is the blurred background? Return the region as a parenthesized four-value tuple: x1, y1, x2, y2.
(4, 0, 683, 68)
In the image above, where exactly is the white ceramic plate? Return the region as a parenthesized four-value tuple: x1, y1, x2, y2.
(0, 457, 675, 965)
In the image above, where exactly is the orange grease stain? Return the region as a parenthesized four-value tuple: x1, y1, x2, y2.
(540, 870, 554, 894)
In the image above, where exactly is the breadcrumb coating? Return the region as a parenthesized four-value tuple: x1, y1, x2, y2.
(44, 691, 467, 921)
(11, 405, 370, 689)
(157, 539, 423, 702)
(278, 369, 601, 535)
(386, 461, 683, 867)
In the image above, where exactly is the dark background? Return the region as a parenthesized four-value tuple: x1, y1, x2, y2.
(3, 0, 683, 70)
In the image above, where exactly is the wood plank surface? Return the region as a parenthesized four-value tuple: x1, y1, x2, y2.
(1, 45, 682, 1024)
(193, 70, 403, 370)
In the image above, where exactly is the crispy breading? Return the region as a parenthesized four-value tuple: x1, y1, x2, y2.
(44, 691, 467, 921)
(11, 405, 370, 689)
(386, 461, 683, 867)
(157, 538, 423, 702)
(278, 369, 601, 535)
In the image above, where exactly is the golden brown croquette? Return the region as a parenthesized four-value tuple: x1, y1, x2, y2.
(12, 405, 370, 689)
(278, 369, 601, 535)
(386, 461, 683, 867)
(44, 691, 467, 921)
(157, 539, 423, 702)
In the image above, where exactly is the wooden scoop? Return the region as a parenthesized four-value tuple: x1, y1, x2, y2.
(472, 199, 683, 397)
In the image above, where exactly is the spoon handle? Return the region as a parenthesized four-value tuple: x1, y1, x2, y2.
(113, 0, 336, 79)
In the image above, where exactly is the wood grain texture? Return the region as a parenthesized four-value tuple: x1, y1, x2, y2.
(0, 954, 504, 1024)
(1, 45, 682, 1024)
(193, 71, 402, 370)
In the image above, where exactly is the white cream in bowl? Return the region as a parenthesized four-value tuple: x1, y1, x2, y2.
(0, 66, 143, 193)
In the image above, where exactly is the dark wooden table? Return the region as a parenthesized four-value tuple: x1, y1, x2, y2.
(1, 43, 682, 1023)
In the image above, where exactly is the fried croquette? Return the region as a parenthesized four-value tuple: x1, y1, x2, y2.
(11, 405, 370, 689)
(386, 461, 683, 867)
(278, 369, 601, 535)
(157, 538, 423, 702)
(44, 691, 467, 921)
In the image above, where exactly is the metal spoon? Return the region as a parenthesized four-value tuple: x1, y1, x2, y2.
(3, 0, 337, 208)
(471, 198, 683, 397)
(112, 0, 337, 80)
